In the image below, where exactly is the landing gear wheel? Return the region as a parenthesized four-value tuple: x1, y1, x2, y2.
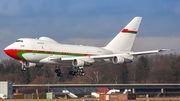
(21, 66, 26, 71)
(80, 72, 85, 76)
(55, 65, 63, 77)
(73, 72, 78, 76)
(77, 69, 83, 72)
(69, 71, 74, 75)
(57, 72, 63, 77)
(69, 67, 86, 76)
(55, 69, 60, 73)
(77, 72, 80, 75)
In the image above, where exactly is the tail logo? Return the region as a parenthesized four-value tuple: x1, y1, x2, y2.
(121, 29, 137, 34)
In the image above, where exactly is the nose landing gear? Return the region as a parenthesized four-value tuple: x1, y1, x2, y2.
(21, 60, 26, 71)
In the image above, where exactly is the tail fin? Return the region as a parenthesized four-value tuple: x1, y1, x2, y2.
(105, 17, 142, 52)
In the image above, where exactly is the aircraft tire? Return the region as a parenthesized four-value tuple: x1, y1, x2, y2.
(55, 69, 59, 73)
(81, 72, 85, 76)
(57, 72, 63, 77)
(77, 69, 83, 72)
(77, 72, 80, 75)
(74, 72, 78, 76)
(69, 71, 75, 75)
(69, 71, 72, 75)
(21, 67, 26, 71)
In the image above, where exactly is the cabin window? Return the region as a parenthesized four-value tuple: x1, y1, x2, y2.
(16, 40, 23, 42)
(21, 45, 25, 47)
(38, 42, 44, 44)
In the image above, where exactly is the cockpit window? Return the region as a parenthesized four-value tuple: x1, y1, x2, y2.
(16, 40, 23, 42)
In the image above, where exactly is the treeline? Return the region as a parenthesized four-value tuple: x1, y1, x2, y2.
(0, 53, 180, 84)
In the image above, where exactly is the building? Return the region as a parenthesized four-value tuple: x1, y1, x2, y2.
(12, 84, 180, 98)
(0, 81, 13, 98)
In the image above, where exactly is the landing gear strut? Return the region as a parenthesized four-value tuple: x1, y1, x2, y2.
(21, 66, 26, 71)
(21, 61, 26, 71)
(69, 67, 86, 76)
(55, 65, 63, 77)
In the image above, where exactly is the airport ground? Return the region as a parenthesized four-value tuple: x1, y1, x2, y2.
(1, 98, 180, 101)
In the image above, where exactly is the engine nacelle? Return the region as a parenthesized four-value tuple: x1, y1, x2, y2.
(72, 59, 85, 67)
(112, 56, 133, 64)
(72, 59, 92, 67)
(112, 56, 125, 64)
(26, 62, 43, 68)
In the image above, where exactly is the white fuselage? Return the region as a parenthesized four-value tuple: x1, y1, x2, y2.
(4, 37, 113, 66)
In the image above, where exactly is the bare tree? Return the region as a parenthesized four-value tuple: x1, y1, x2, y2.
(93, 71, 104, 83)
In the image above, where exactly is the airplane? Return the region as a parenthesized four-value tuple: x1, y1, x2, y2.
(4, 17, 170, 77)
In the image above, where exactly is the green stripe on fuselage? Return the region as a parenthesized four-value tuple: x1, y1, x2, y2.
(17, 51, 87, 61)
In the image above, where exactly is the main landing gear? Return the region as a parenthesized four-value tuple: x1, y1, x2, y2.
(55, 65, 63, 77)
(69, 67, 86, 76)
(54, 65, 86, 77)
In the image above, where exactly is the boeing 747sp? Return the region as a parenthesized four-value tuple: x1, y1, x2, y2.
(4, 17, 170, 76)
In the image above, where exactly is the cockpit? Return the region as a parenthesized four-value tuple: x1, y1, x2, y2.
(16, 40, 23, 42)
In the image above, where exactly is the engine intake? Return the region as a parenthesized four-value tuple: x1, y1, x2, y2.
(72, 59, 92, 67)
(72, 59, 84, 67)
(112, 56, 132, 64)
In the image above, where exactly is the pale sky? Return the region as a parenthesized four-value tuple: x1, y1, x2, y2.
(1, 0, 180, 59)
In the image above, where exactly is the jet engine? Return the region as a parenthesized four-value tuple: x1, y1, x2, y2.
(26, 62, 43, 68)
(72, 59, 92, 67)
(112, 56, 124, 64)
(112, 56, 132, 64)
(72, 59, 84, 67)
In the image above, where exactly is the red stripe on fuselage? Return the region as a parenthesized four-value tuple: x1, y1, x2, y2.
(4, 49, 96, 60)
(4, 49, 23, 60)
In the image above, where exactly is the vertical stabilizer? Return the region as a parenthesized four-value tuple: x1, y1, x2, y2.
(105, 17, 142, 52)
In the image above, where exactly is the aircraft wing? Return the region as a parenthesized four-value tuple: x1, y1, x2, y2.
(61, 55, 115, 61)
(49, 49, 171, 63)
(90, 49, 171, 59)
(60, 54, 128, 61)
(129, 49, 171, 56)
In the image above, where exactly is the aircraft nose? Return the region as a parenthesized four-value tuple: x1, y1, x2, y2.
(4, 45, 12, 54)
(4, 45, 9, 49)
(4, 47, 11, 55)
(4, 46, 10, 55)
(4, 46, 22, 60)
